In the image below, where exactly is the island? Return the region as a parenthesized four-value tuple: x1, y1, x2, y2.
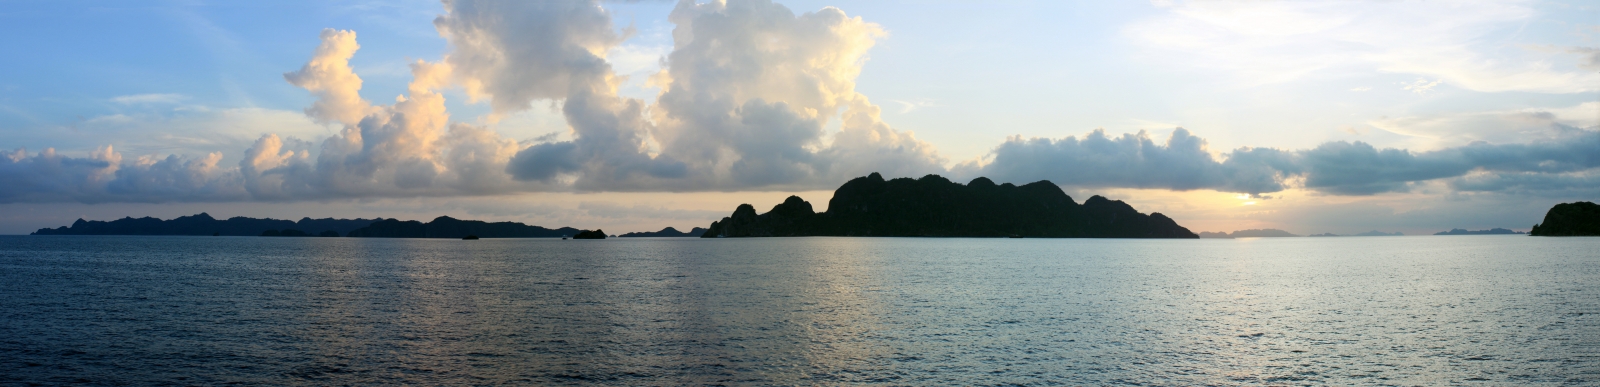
(1434, 228, 1525, 235)
(700, 173, 1197, 238)
(346, 216, 580, 238)
(573, 229, 607, 239)
(618, 227, 707, 237)
(1353, 230, 1403, 236)
(1198, 229, 1298, 238)
(1530, 201, 1600, 236)
(31, 213, 380, 237)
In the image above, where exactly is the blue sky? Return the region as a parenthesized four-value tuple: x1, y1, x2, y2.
(1, 0, 1597, 235)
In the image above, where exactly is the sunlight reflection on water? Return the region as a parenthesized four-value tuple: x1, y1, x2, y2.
(1, 235, 1597, 385)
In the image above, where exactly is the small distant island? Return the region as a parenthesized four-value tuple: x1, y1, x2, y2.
(1434, 228, 1525, 235)
(701, 173, 1197, 238)
(1354, 230, 1403, 236)
(618, 227, 707, 237)
(1530, 201, 1600, 236)
(1198, 229, 1298, 239)
(572, 230, 607, 239)
(1207, 229, 1403, 238)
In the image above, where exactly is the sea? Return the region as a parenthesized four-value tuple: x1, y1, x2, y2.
(1, 235, 1597, 385)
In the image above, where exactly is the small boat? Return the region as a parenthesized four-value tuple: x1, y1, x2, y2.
(462, 235, 480, 240)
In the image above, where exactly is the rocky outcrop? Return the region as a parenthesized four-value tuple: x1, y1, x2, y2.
(702, 173, 1198, 238)
(1530, 202, 1600, 236)
(573, 229, 606, 239)
(345, 216, 580, 238)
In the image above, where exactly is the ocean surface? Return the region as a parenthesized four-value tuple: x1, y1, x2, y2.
(1, 235, 1597, 385)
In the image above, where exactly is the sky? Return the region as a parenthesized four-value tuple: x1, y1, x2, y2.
(1, 0, 1597, 235)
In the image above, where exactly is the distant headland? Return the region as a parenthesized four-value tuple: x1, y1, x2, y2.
(701, 173, 1197, 238)
(1530, 201, 1600, 236)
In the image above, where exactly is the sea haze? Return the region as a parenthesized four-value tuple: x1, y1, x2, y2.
(1, 236, 1597, 385)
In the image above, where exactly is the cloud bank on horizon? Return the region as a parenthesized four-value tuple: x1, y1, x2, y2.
(1, 0, 1597, 205)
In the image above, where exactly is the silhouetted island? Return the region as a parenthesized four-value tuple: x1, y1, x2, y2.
(31, 213, 380, 237)
(1435, 228, 1525, 235)
(1530, 202, 1600, 236)
(573, 229, 607, 239)
(1353, 230, 1403, 236)
(701, 173, 1196, 238)
(345, 216, 580, 238)
(619, 227, 707, 237)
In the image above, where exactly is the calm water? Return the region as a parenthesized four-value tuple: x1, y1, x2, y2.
(1, 235, 1597, 385)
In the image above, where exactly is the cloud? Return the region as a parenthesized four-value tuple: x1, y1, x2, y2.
(251, 38, 553, 200)
(430, 0, 686, 188)
(0, 146, 247, 203)
(958, 128, 1294, 195)
(1574, 47, 1600, 71)
(6, 0, 1596, 205)
(1449, 171, 1600, 195)
(110, 93, 186, 105)
(1130, 0, 1600, 93)
(1401, 78, 1441, 94)
(963, 124, 1600, 196)
(283, 29, 374, 125)
(643, 0, 944, 190)
(1348, 87, 1370, 92)
(1366, 102, 1598, 149)
(888, 99, 940, 113)
(434, 0, 626, 116)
